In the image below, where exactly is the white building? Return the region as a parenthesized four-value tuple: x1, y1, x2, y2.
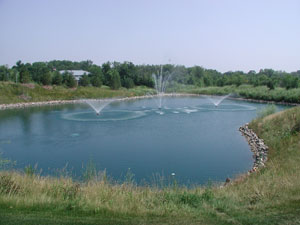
(59, 70, 89, 81)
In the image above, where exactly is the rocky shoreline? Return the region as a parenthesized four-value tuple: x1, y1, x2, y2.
(239, 123, 268, 173)
(1, 92, 299, 110)
(0, 93, 198, 110)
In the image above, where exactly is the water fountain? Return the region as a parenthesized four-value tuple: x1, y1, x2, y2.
(152, 65, 171, 109)
(141, 93, 153, 109)
(207, 94, 231, 107)
(82, 98, 115, 115)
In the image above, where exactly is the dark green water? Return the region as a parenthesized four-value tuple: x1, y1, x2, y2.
(0, 96, 287, 185)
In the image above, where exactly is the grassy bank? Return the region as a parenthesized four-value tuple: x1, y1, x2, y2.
(175, 84, 300, 104)
(0, 82, 153, 104)
(1, 106, 300, 224)
(1, 82, 300, 106)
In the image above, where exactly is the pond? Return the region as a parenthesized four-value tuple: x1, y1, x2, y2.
(0, 96, 287, 185)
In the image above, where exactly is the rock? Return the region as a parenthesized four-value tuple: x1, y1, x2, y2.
(239, 124, 268, 173)
(224, 177, 231, 186)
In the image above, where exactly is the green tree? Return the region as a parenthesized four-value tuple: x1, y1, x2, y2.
(0, 65, 9, 81)
(78, 74, 90, 87)
(52, 71, 63, 85)
(88, 65, 103, 87)
(90, 75, 102, 87)
(80, 60, 93, 71)
(88, 65, 103, 80)
(123, 77, 135, 89)
(266, 79, 275, 90)
(40, 71, 52, 85)
(63, 72, 77, 88)
(109, 69, 121, 90)
(10, 68, 19, 83)
(190, 66, 205, 87)
(283, 75, 299, 89)
(29, 62, 50, 83)
(102, 62, 111, 86)
(20, 70, 31, 83)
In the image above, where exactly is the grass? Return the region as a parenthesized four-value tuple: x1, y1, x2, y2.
(0, 82, 154, 104)
(256, 104, 277, 119)
(1, 106, 300, 224)
(1, 82, 300, 106)
(174, 84, 300, 104)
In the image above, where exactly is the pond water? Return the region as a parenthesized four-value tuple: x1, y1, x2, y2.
(0, 96, 287, 185)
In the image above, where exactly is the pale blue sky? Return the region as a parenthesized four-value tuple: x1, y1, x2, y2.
(0, 0, 299, 72)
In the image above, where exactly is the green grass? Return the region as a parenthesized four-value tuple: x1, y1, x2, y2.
(1, 106, 300, 224)
(0, 82, 154, 104)
(174, 84, 300, 104)
(2, 82, 300, 106)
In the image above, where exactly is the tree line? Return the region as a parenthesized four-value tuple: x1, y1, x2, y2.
(0, 60, 299, 90)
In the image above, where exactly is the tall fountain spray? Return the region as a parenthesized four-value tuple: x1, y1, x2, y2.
(82, 99, 115, 115)
(207, 94, 231, 107)
(152, 65, 171, 109)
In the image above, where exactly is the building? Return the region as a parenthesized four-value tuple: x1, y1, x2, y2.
(59, 70, 89, 81)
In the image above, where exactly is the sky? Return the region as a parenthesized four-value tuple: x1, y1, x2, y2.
(0, 0, 299, 72)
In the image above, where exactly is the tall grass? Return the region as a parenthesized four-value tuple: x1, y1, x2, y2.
(2, 82, 300, 105)
(256, 104, 277, 119)
(0, 82, 153, 104)
(180, 84, 300, 104)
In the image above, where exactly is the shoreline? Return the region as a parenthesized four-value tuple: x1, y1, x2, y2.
(0, 93, 199, 110)
(0, 92, 299, 110)
(239, 123, 268, 173)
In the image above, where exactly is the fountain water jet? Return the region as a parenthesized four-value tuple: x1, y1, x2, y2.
(207, 94, 231, 107)
(82, 99, 115, 115)
(152, 65, 171, 109)
(141, 93, 152, 109)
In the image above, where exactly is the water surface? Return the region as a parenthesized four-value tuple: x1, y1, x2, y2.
(0, 96, 287, 185)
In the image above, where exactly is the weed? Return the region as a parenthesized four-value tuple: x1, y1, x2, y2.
(0, 174, 20, 195)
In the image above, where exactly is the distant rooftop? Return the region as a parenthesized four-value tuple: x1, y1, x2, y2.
(59, 70, 89, 81)
(59, 70, 89, 76)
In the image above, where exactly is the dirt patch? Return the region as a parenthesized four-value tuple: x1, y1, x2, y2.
(19, 93, 32, 101)
(21, 83, 35, 89)
(43, 85, 53, 90)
